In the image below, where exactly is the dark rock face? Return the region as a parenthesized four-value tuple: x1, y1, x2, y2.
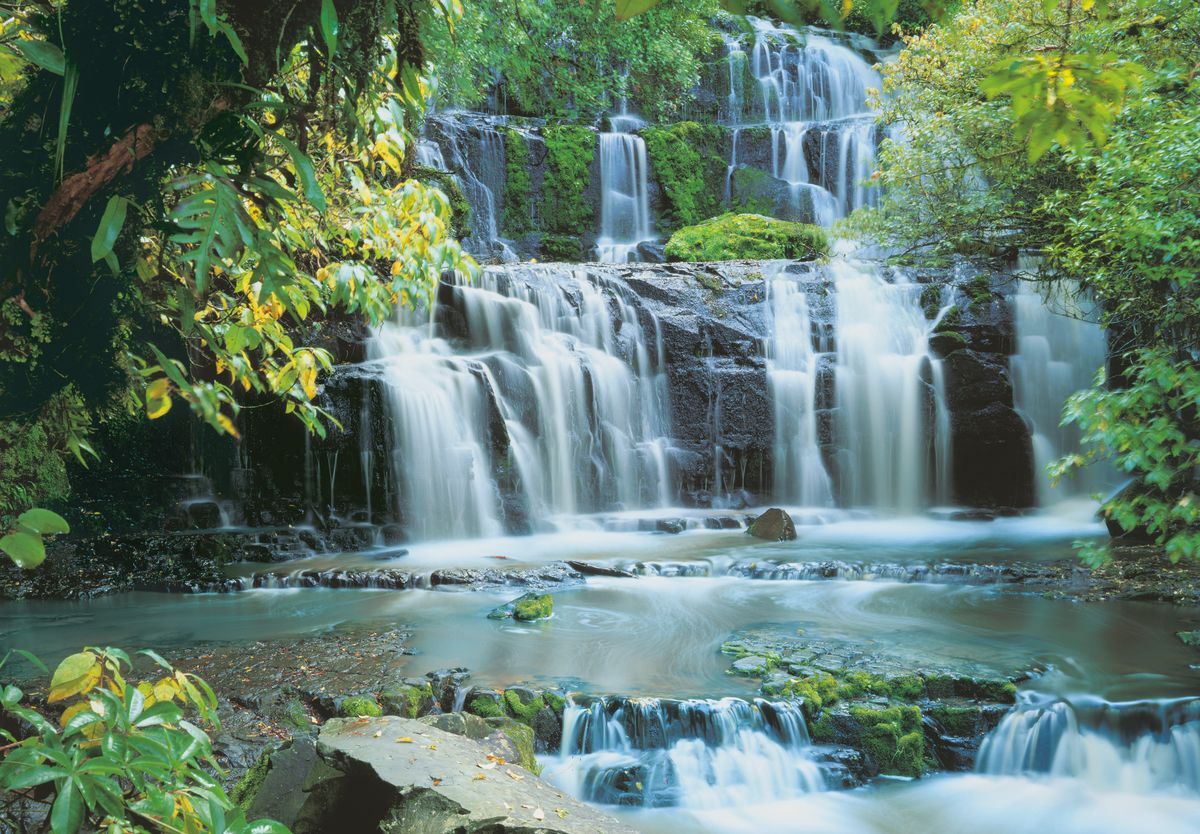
(748, 507, 797, 541)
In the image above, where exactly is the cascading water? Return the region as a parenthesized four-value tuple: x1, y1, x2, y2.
(1010, 272, 1111, 504)
(546, 697, 825, 809)
(724, 19, 882, 226)
(367, 264, 672, 540)
(978, 693, 1200, 794)
(597, 110, 656, 263)
(832, 259, 940, 512)
(766, 265, 834, 507)
(423, 114, 516, 261)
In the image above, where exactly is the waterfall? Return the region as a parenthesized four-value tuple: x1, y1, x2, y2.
(546, 697, 825, 808)
(831, 259, 941, 512)
(368, 264, 672, 540)
(979, 694, 1200, 795)
(424, 114, 517, 261)
(725, 19, 881, 225)
(597, 111, 655, 263)
(767, 267, 834, 507)
(1010, 274, 1111, 504)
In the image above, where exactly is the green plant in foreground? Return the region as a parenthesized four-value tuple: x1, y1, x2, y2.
(1, 507, 69, 569)
(0, 647, 290, 834)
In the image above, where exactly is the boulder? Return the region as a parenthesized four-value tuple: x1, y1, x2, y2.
(748, 507, 797, 541)
(305, 716, 638, 834)
(487, 591, 554, 621)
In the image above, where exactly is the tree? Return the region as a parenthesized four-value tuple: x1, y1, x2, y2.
(0, 0, 474, 527)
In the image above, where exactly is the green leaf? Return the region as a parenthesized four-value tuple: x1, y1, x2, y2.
(50, 778, 83, 834)
(320, 0, 339, 57)
(249, 821, 293, 834)
(615, 0, 660, 20)
(54, 63, 79, 181)
(90, 196, 129, 263)
(10, 39, 66, 75)
(17, 508, 70, 535)
(3, 763, 65, 791)
(275, 135, 326, 213)
(1, 531, 46, 569)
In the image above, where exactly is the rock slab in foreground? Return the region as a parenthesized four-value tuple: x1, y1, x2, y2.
(315, 716, 637, 834)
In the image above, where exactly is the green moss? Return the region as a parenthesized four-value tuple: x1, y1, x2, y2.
(934, 305, 963, 332)
(230, 748, 271, 811)
(381, 683, 433, 719)
(927, 704, 981, 736)
(503, 128, 533, 236)
(414, 165, 471, 241)
(890, 675, 925, 701)
(540, 234, 585, 262)
(919, 284, 943, 319)
(544, 692, 567, 712)
(923, 675, 956, 700)
(781, 673, 839, 718)
(728, 166, 776, 216)
(836, 671, 890, 700)
(488, 717, 540, 774)
(513, 593, 553, 621)
(851, 705, 925, 777)
(0, 413, 72, 530)
(281, 699, 312, 733)
(964, 275, 993, 310)
(695, 271, 723, 293)
(665, 213, 828, 263)
(503, 690, 546, 723)
(641, 122, 729, 232)
(467, 695, 504, 719)
(965, 679, 1018, 704)
(542, 125, 595, 235)
(339, 696, 382, 718)
(809, 711, 837, 743)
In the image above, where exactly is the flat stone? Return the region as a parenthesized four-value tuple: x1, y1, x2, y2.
(315, 716, 638, 834)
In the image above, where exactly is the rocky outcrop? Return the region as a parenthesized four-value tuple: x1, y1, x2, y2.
(748, 507, 798, 541)
(297, 716, 638, 834)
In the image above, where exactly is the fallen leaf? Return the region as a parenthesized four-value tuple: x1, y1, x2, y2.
(477, 761, 497, 770)
(373, 730, 382, 738)
(554, 808, 568, 819)
(505, 769, 525, 781)
(473, 773, 487, 781)
(486, 753, 507, 764)
(396, 736, 413, 743)
(533, 807, 545, 821)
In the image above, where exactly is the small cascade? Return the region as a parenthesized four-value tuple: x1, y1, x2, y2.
(368, 263, 672, 540)
(832, 259, 942, 512)
(597, 110, 655, 263)
(766, 267, 833, 507)
(979, 694, 1200, 794)
(1010, 273, 1111, 504)
(546, 696, 825, 808)
(724, 19, 882, 225)
(423, 114, 516, 261)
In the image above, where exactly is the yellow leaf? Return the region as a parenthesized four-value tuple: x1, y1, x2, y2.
(153, 678, 177, 703)
(146, 378, 172, 420)
(396, 736, 413, 743)
(48, 652, 100, 703)
(59, 701, 92, 728)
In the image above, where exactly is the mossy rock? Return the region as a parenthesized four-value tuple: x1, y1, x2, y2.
(489, 591, 554, 622)
(502, 688, 546, 723)
(466, 692, 505, 719)
(919, 284, 943, 319)
(851, 705, 925, 777)
(964, 274, 994, 310)
(640, 121, 729, 231)
(927, 704, 982, 737)
(502, 128, 534, 236)
(541, 125, 595, 235)
(414, 165, 471, 241)
(810, 710, 837, 743)
(339, 695, 383, 718)
(664, 213, 828, 263)
(230, 748, 272, 811)
(381, 682, 434, 719)
(484, 716, 540, 774)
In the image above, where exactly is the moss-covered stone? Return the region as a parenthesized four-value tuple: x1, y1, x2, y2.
(467, 694, 504, 719)
(544, 692, 567, 712)
(381, 683, 433, 719)
(665, 213, 828, 263)
(641, 121, 729, 232)
(502, 689, 546, 723)
(782, 672, 840, 718)
(486, 716, 540, 774)
(728, 166, 777, 216)
(919, 284, 943, 319)
(414, 165, 471, 241)
(934, 304, 963, 332)
(964, 275, 993, 310)
(502, 127, 533, 236)
(851, 705, 925, 777)
(809, 710, 837, 743)
(541, 125, 595, 235)
(513, 593, 553, 621)
(339, 696, 383, 718)
(927, 704, 981, 736)
(230, 748, 271, 811)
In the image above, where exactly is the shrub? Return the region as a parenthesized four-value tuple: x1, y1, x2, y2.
(0, 647, 290, 833)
